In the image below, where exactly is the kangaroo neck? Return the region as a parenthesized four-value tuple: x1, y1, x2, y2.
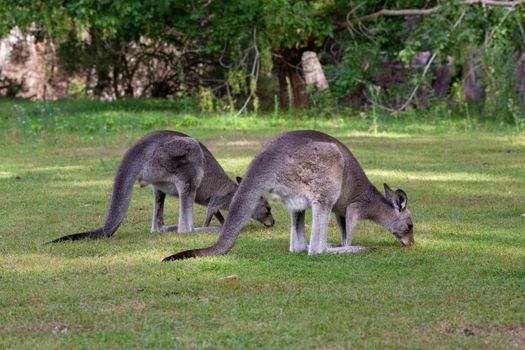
(361, 185, 396, 232)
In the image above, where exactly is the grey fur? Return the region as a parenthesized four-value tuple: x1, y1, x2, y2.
(163, 130, 413, 261)
(48, 130, 274, 243)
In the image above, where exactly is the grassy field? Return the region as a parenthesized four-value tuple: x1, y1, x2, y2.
(0, 100, 524, 349)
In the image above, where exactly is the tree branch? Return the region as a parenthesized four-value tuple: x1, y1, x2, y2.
(361, 0, 524, 21)
(234, 27, 260, 117)
(363, 7, 439, 19)
(461, 0, 525, 7)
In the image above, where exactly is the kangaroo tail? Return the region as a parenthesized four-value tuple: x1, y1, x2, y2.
(163, 168, 266, 261)
(45, 227, 109, 243)
(48, 142, 146, 244)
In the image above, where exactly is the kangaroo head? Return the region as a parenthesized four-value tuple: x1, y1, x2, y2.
(384, 183, 413, 246)
(237, 176, 275, 227)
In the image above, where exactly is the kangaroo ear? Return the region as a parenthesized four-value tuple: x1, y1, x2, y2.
(395, 189, 407, 210)
(384, 183, 395, 200)
(385, 184, 407, 210)
(236, 176, 242, 184)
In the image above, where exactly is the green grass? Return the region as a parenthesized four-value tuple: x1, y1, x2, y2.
(1, 98, 523, 145)
(0, 100, 524, 349)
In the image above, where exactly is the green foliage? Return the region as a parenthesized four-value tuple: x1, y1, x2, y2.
(198, 87, 216, 113)
(324, 41, 381, 99)
(252, 95, 260, 115)
(2, 0, 525, 120)
(261, 0, 333, 48)
(507, 98, 525, 132)
(227, 70, 246, 96)
(306, 86, 339, 119)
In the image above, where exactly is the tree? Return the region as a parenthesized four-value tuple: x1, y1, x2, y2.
(2, 0, 524, 117)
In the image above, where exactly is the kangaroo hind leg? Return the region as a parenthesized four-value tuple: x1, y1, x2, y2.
(308, 203, 331, 255)
(179, 187, 222, 233)
(151, 187, 177, 232)
(176, 185, 197, 233)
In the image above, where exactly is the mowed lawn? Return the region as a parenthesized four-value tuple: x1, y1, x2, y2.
(0, 127, 524, 349)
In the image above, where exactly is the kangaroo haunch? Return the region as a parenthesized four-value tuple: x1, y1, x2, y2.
(48, 130, 274, 243)
(163, 130, 413, 260)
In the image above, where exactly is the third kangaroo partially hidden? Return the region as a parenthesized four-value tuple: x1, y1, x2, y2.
(164, 130, 413, 260)
(49, 130, 274, 243)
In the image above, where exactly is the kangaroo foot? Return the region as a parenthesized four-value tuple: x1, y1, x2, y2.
(191, 226, 221, 233)
(153, 225, 220, 233)
(326, 246, 374, 254)
(289, 241, 308, 253)
(152, 225, 179, 232)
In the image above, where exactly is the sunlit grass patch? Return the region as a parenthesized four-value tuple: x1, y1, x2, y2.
(367, 168, 517, 183)
(0, 171, 15, 179)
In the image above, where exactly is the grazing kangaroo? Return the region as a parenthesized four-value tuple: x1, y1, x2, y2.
(49, 130, 274, 243)
(163, 130, 413, 261)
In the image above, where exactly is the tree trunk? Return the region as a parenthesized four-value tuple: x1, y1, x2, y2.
(90, 29, 112, 98)
(273, 47, 308, 109)
(302, 51, 329, 91)
(112, 66, 120, 99)
(93, 64, 111, 98)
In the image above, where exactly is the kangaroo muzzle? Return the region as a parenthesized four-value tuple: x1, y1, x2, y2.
(264, 218, 275, 227)
(399, 234, 414, 246)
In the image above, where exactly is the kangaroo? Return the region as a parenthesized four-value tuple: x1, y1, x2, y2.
(163, 130, 413, 261)
(48, 130, 274, 243)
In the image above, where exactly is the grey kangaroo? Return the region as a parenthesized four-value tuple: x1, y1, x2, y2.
(163, 130, 413, 260)
(49, 130, 274, 243)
